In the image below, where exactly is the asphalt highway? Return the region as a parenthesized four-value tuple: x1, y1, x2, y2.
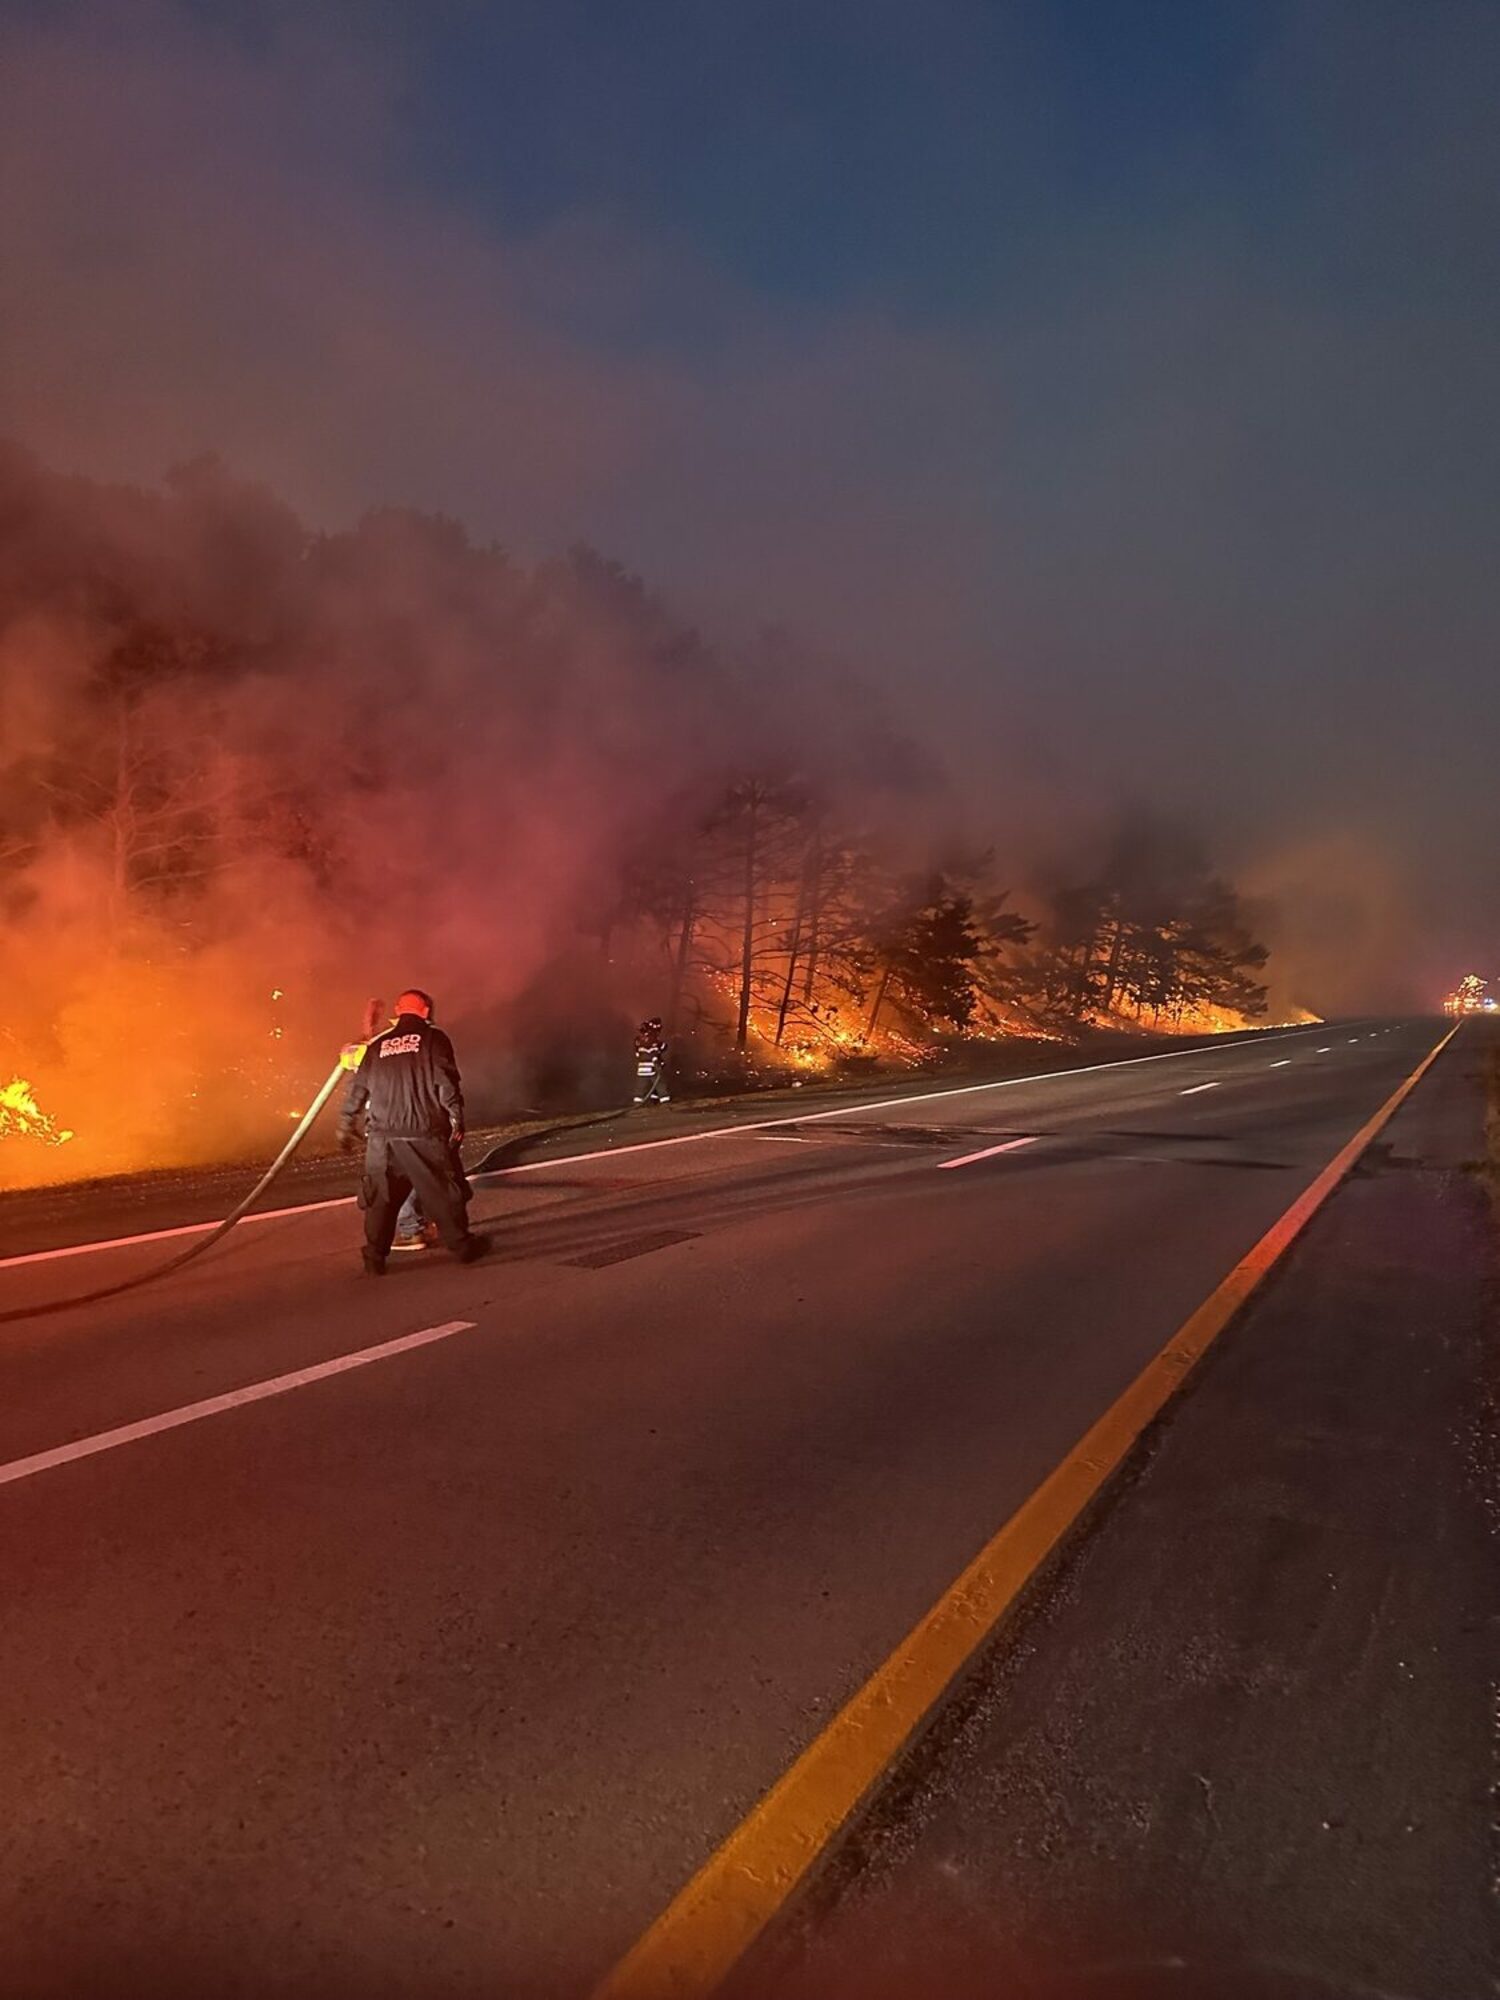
(0, 1020, 1460, 1997)
(739, 1022, 1494, 2000)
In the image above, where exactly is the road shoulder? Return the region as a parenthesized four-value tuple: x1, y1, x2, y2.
(739, 1031, 1497, 1999)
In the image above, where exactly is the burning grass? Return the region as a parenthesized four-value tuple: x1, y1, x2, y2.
(0, 1077, 75, 1149)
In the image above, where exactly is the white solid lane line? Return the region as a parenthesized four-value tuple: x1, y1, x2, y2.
(939, 1136, 1039, 1170)
(0, 1320, 476, 1493)
(0, 1196, 354, 1273)
(0, 1024, 1337, 1274)
(1180, 1082, 1220, 1095)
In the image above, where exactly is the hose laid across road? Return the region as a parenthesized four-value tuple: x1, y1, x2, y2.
(0, 1058, 350, 1326)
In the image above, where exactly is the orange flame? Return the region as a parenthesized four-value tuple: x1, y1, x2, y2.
(0, 1077, 76, 1146)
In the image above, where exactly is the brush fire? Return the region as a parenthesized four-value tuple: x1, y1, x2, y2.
(0, 447, 1300, 1194)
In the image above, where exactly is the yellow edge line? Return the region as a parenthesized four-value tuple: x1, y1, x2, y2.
(591, 1021, 1460, 2000)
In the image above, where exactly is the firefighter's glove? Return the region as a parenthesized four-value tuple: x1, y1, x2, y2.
(337, 1126, 360, 1156)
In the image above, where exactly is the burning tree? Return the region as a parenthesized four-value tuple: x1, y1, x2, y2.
(622, 776, 834, 1053)
(864, 869, 1034, 1040)
(1038, 813, 1269, 1029)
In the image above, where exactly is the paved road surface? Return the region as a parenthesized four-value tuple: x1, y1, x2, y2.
(0, 1020, 1459, 1996)
(738, 1023, 1494, 2000)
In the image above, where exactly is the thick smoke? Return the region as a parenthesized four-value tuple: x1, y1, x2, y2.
(1239, 830, 1422, 1020)
(0, 445, 943, 1186)
(4, 4, 1471, 1195)
(2, 3, 1486, 1039)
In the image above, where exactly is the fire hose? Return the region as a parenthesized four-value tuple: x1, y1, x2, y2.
(0, 1003, 382, 1326)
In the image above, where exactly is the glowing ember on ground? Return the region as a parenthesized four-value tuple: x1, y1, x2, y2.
(0, 1078, 76, 1146)
(1106, 998, 1282, 1035)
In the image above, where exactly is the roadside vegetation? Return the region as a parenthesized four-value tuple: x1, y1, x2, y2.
(1, 443, 1271, 1183)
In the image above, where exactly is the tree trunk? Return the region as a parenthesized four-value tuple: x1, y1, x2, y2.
(1071, 917, 1104, 1017)
(800, 835, 824, 1002)
(1101, 904, 1127, 1012)
(1066, 939, 1089, 1016)
(865, 961, 892, 1040)
(774, 875, 808, 1046)
(667, 882, 697, 1036)
(735, 793, 759, 1049)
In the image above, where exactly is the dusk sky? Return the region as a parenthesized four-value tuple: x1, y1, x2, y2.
(3, 0, 1496, 1006)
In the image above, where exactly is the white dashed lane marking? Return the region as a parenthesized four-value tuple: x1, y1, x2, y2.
(0, 1321, 477, 1493)
(940, 1136, 1039, 1170)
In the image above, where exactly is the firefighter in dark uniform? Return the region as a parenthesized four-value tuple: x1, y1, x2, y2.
(337, 989, 489, 1275)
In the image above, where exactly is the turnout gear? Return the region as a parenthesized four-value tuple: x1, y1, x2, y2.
(359, 1136, 479, 1262)
(633, 1018, 670, 1104)
(338, 1006, 485, 1266)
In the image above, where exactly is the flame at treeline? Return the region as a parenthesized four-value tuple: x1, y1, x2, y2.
(0, 445, 1291, 1190)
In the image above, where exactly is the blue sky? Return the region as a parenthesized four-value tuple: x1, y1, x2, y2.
(392, 4, 1270, 300)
